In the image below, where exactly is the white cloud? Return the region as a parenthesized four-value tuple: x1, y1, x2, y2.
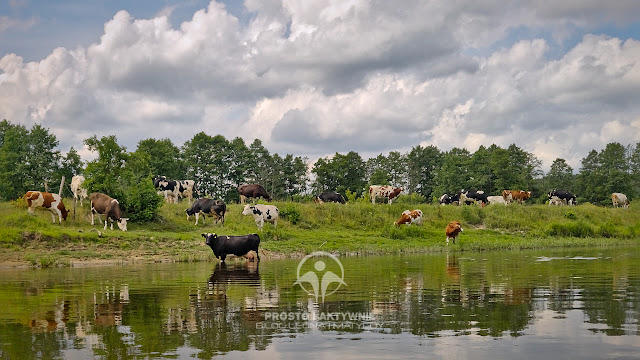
(1, 0, 640, 172)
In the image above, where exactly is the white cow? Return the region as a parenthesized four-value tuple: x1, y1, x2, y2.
(70, 175, 88, 206)
(548, 196, 565, 206)
(242, 204, 279, 230)
(612, 193, 629, 208)
(486, 195, 508, 205)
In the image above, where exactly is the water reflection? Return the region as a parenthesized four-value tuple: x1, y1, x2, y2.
(1, 248, 640, 358)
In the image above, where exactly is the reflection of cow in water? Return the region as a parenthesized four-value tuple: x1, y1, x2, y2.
(208, 262, 260, 287)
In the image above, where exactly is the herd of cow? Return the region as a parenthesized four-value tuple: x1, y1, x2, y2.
(22, 176, 631, 263)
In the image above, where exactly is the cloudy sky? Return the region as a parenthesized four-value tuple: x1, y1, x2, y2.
(2, 0, 640, 172)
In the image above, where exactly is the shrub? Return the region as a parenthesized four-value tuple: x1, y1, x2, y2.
(461, 206, 484, 225)
(547, 221, 594, 237)
(280, 204, 301, 224)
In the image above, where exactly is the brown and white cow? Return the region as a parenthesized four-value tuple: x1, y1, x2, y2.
(238, 184, 272, 204)
(369, 185, 403, 205)
(502, 190, 531, 204)
(24, 191, 68, 223)
(394, 209, 423, 226)
(445, 221, 463, 244)
(70, 175, 88, 206)
(90, 192, 128, 231)
(612, 193, 629, 208)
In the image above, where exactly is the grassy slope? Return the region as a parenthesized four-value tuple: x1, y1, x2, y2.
(1, 197, 639, 267)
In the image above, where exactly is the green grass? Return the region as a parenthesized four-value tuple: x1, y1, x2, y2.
(1, 197, 639, 267)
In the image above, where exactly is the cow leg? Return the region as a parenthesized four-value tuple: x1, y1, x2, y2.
(220, 254, 227, 262)
(194, 213, 199, 226)
(103, 219, 108, 231)
(50, 211, 56, 223)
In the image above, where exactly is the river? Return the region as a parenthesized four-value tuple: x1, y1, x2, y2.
(1, 247, 640, 359)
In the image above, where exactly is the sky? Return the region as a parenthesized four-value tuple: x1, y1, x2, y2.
(2, 0, 640, 172)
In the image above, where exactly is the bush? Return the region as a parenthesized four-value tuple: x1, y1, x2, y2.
(280, 204, 301, 224)
(547, 221, 594, 237)
(461, 205, 484, 225)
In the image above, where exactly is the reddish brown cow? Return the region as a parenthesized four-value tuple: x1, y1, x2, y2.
(394, 209, 423, 226)
(24, 191, 68, 223)
(238, 184, 272, 204)
(502, 190, 531, 204)
(445, 221, 463, 244)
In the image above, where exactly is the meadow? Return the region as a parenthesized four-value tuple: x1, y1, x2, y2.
(1, 196, 639, 267)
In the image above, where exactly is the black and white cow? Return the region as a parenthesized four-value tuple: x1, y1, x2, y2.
(202, 233, 261, 262)
(186, 198, 226, 225)
(439, 193, 462, 205)
(460, 189, 488, 205)
(548, 189, 577, 206)
(154, 176, 198, 204)
(314, 191, 345, 204)
(242, 204, 279, 230)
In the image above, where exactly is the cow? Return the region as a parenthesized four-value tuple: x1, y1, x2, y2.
(502, 190, 531, 204)
(460, 189, 488, 205)
(186, 198, 226, 225)
(90, 192, 128, 231)
(242, 204, 279, 230)
(394, 209, 423, 226)
(439, 193, 462, 205)
(487, 195, 508, 205)
(202, 232, 261, 262)
(314, 191, 345, 204)
(70, 175, 88, 206)
(238, 184, 272, 204)
(445, 221, 463, 244)
(24, 191, 68, 223)
(548, 189, 576, 206)
(548, 196, 565, 206)
(153, 176, 199, 204)
(612, 193, 629, 208)
(369, 185, 403, 205)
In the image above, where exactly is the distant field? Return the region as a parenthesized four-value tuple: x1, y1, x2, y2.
(1, 197, 639, 268)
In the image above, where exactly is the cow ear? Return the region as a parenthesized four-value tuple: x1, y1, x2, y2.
(201, 233, 207, 238)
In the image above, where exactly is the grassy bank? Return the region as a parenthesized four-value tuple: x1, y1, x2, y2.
(1, 197, 640, 267)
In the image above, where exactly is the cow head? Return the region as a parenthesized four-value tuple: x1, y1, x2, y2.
(117, 218, 128, 231)
(242, 204, 254, 216)
(202, 233, 217, 246)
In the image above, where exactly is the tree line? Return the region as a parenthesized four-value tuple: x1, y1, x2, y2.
(1, 119, 639, 220)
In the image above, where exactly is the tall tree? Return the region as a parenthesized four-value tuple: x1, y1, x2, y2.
(0, 120, 29, 199)
(54, 147, 84, 198)
(406, 145, 442, 200)
(312, 151, 366, 197)
(544, 158, 574, 192)
(24, 124, 61, 192)
(433, 147, 471, 197)
(135, 138, 185, 179)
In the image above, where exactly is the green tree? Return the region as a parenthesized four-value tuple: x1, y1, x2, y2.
(54, 147, 84, 198)
(312, 151, 366, 197)
(135, 138, 185, 179)
(433, 147, 471, 197)
(545, 158, 574, 192)
(406, 145, 442, 199)
(0, 120, 29, 199)
(84, 135, 162, 222)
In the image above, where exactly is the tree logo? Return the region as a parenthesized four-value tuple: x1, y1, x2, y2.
(294, 251, 346, 303)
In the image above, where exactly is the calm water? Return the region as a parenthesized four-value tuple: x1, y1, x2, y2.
(1, 247, 640, 359)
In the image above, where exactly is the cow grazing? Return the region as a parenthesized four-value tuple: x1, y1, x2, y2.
(548, 196, 565, 206)
(70, 175, 88, 205)
(242, 204, 279, 230)
(238, 184, 272, 204)
(202, 232, 261, 262)
(186, 198, 226, 225)
(439, 193, 462, 205)
(548, 189, 576, 206)
(502, 190, 531, 204)
(612, 193, 629, 208)
(90, 192, 128, 231)
(314, 191, 345, 204)
(24, 191, 68, 223)
(369, 185, 403, 205)
(445, 221, 463, 244)
(487, 195, 508, 205)
(394, 209, 423, 226)
(460, 189, 488, 205)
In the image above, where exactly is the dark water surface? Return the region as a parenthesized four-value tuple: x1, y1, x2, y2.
(1, 247, 640, 359)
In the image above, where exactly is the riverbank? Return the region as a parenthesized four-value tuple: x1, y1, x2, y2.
(1, 199, 639, 268)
